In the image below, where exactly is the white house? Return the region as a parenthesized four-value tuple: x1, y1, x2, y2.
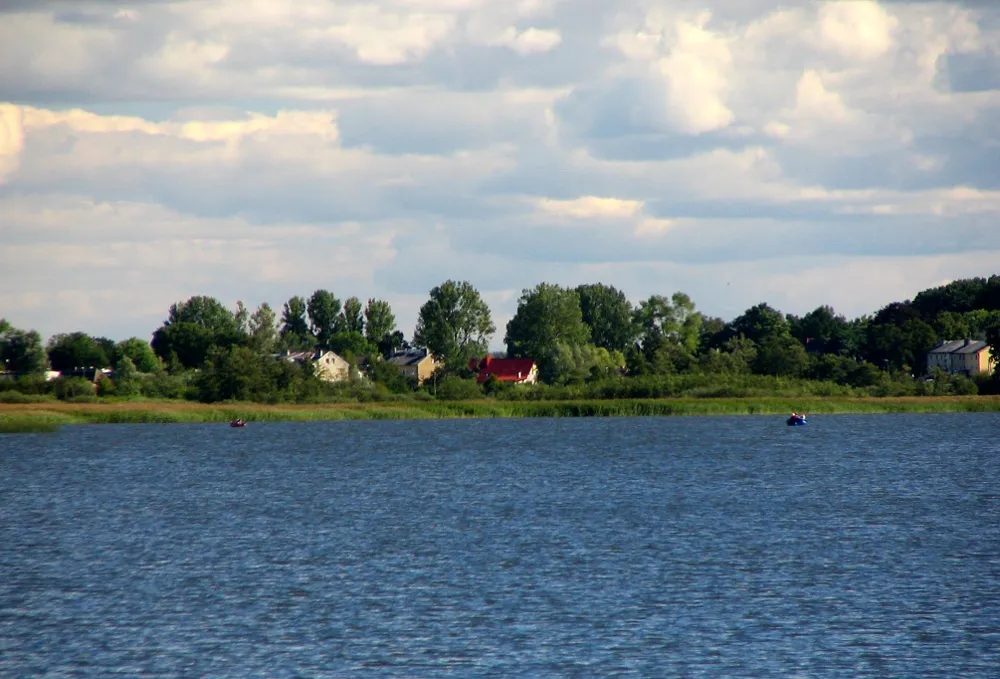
(278, 350, 352, 382)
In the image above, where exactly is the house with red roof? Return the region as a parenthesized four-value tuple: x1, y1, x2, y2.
(469, 355, 539, 385)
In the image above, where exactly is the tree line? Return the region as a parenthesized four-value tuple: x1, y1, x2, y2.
(2, 275, 1000, 402)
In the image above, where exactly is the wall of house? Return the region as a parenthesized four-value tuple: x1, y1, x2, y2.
(926, 353, 950, 373)
(979, 346, 996, 373)
(416, 358, 439, 384)
(315, 353, 350, 382)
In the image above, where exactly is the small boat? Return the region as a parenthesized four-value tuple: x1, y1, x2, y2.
(230, 419, 247, 428)
(787, 414, 807, 426)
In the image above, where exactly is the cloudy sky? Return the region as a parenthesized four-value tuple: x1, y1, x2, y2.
(1, 0, 999, 347)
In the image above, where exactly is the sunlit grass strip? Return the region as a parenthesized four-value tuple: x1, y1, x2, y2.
(0, 413, 74, 433)
(2, 395, 999, 430)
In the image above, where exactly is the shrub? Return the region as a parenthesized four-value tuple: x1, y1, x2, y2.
(0, 391, 52, 403)
(140, 372, 191, 399)
(0, 374, 51, 395)
(434, 376, 483, 401)
(53, 377, 96, 401)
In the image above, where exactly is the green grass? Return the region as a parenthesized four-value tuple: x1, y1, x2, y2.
(3, 395, 999, 432)
(0, 414, 70, 433)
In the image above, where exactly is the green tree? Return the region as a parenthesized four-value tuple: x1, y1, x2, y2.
(113, 356, 141, 397)
(196, 345, 319, 403)
(341, 297, 365, 335)
(46, 332, 111, 372)
(364, 299, 399, 357)
(113, 337, 160, 373)
(248, 302, 278, 354)
(152, 322, 214, 370)
(632, 292, 702, 373)
(729, 303, 788, 345)
(790, 305, 852, 355)
(548, 343, 625, 384)
(753, 335, 810, 377)
(505, 284, 591, 374)
(930, 311, 970, 342)
(367, 358, 417, 393)
(576, 283, 637, 352)
(151, 296, 243, 369)
(0, 326, 48, 374)
(165, 296, 240, 332)
(282, 295, 314, 350)
(698, 316, 728, 352)
(235, 301, 250, 335)
(306, 290, 339, 349)
(900, 318, 939, 374)
(329, 331, 373, 359)
(698, 337, 757, 375)
(413, 280, 495, 364)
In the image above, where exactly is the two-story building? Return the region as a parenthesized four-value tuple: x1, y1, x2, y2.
(926, 339, 995, 376)
(278, 350, 352, 382)
(387, 348, 441, 384)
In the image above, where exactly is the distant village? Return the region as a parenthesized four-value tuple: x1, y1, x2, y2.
(1, 275, 998, 402)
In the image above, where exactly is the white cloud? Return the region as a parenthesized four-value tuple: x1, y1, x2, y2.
(657, 14, 735, 134)
(0, 0, 998, 345)
(608, 10, 735, 134)
(817, 0, 898, 61)
(536, 195, 643, 219)
(0, 103, 25, 182)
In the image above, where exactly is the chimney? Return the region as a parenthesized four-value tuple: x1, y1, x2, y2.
(965, 339, 971, 346)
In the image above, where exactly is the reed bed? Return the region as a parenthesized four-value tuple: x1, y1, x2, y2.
(2, 395, 999, 432)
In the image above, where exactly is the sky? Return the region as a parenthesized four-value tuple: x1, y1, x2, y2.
(1, 0, 999, 349)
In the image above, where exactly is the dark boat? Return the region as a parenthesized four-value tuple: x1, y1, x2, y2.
(230, 419, 247, 428)
(787, 415, 807, 426)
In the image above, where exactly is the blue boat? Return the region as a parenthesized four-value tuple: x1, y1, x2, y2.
(787, 415, 807, 426)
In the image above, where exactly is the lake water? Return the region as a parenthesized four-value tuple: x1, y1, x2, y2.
(1, 414, 998, 677)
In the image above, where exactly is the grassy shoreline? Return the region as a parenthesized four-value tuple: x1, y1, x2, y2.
(2, 396, 999, 432)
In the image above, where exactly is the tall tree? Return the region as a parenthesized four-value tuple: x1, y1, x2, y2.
(282, 295, 314, 350)
(505, 283, 590, 363)
(113, 337, 161, 373)
(634, 293, 702, 355)
(1, 326, 48, 374)
(341, 296, 365, 335)
(306, 290, 340, 349)
(151, 296, 242, 369)
(413, 280, 495, 363)
(113, 356, 141, 397)
(790, 305, 851, 355)
(235, 301, 250, 335)
(729, 303, 789, 346)
(46, 332, 111, 372)
(753, 335, 810, 377)
(365, 299, 399, 357)
(165, 296, 241, 332)
(248, 302, 278, 354)
(576, 283, 637, 352)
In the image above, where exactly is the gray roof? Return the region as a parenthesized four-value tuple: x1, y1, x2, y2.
(928, 339, 989, 355)
(388, 349, 431, 367)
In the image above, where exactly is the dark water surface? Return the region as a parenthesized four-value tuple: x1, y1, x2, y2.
(2, 414, 999, 677)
